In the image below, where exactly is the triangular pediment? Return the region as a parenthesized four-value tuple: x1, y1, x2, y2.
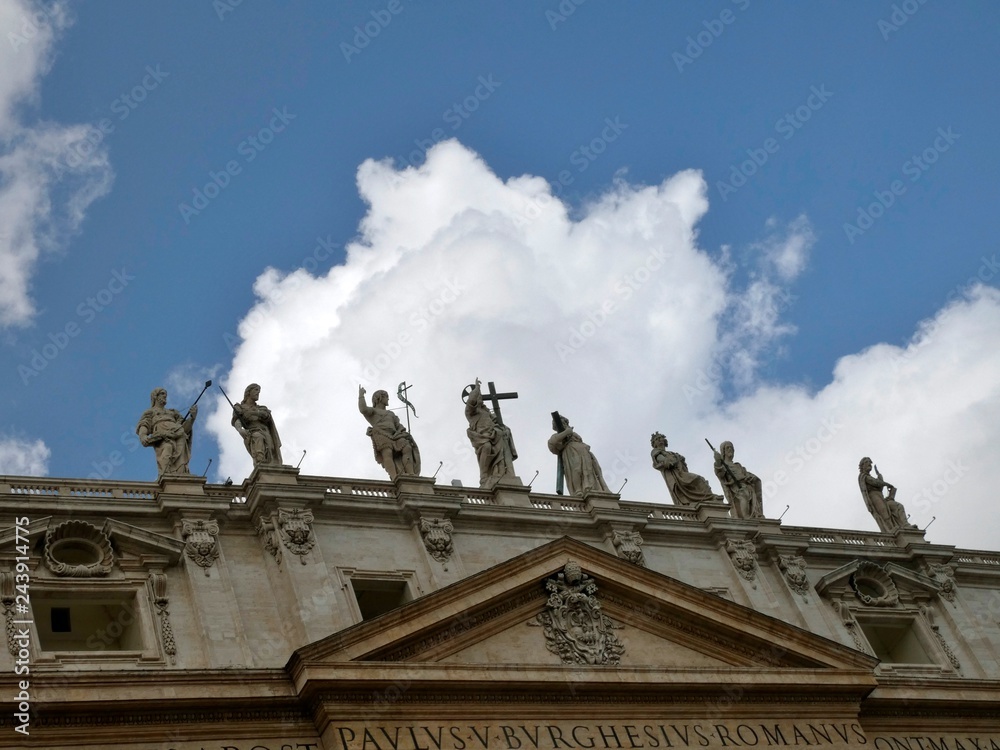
(292, 537, 876, 673)
(815, 558, 941, 605)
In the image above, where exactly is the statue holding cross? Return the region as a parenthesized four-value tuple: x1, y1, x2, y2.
(463, 378, 520, 488)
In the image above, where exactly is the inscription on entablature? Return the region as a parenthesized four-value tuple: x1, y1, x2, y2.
(329, 722, 872, 750)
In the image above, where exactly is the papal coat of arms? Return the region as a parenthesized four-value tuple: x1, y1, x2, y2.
(531, 561, 625, 665)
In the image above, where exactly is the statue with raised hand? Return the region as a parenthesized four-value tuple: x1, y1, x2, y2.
(858, 457, 915, 532)
(359, 385, 421, 480)
(465, 377, 518, 488)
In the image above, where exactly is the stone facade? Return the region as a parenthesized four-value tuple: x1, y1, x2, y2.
(1, 467, 999, 748)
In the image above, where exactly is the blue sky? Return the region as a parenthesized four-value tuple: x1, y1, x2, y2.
(2, 1, 999, 550)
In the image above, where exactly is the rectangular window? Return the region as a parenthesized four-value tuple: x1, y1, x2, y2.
(35, 594, 143, 652)
(857, 618, 933, 664)
(349, 578, 412, 621)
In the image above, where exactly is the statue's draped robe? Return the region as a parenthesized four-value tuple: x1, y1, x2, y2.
(466, 397, 517, 487)
(137, 407, 193, 475)
(235, 402, 282, 466)
(548, 430, 609, 496)
(714, 457, 763, 518)
(652, 448, 719, 505)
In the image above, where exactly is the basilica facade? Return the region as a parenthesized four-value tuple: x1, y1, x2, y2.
(1, 465, 999, 749)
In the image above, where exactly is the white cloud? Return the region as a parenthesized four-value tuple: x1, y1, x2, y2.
(0, 0, 113, 328)
(0, 434, 49, 474)
(207, 140, 1000, 553)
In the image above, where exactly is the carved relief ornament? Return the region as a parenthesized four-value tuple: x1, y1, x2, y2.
(531, 561, 625, 665)
(43, 520, 114, 577)
(150, 572, 177, 664)
(928, 563, 957, 603)
(849, 561, 899, 607)
(725, 540, 758, 582)
(778, 554, 810, 597)
(258, 509, 315, 565)
(611, 530, 646, 567)
(181, 519, 220, 575)
(418, 517, 454, 563)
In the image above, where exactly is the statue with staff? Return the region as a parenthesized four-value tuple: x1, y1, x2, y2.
(358, 384, 421, 480)
(220, 383, 283, 467)
(136, 381, 210, 477)
(548, 411, 609, 497)
(708, 439, 763, 519)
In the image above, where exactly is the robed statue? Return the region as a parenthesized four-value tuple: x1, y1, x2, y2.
(858, 457, 915, 533)
(136, 388, 197, 477)
(713, 440, 763, 519)
(465, 378, 518, 487)
(650, 432, 722, 505)
(548, 414, 610, 497)
(231, 383, 283, 466)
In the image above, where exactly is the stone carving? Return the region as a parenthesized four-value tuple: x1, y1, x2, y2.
(136, 387, 197, 476)
(181, 519, 220, 575)
(231, 383, 282, 467)
(832, 600, 872, 655)
(725, 540, 758, 582)
(257, 516, 282, 565)
(277, 508, 315, 564)
(651, 433, 722, 505)
(778, 554, 810, 596)
(150, 573, 177, 664)
(531, 561, 624, 665)
(928, 563, 957, 603)
(713, 441, 763, 519)
(1, 572, 16, 656)
(548, 414, 610, 497)
(465, 378, 518, 488)
(858, 458, 916, 533)
(359, 386, 421, 480)
(418, 518, 454, 563)
(849, 561, 899, 607)
(43, 520, 114, 577)
(611, 530, 646, 567)
(921, 603, 961, 671)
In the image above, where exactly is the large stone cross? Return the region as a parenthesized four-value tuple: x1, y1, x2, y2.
(462, 380, 518, 427)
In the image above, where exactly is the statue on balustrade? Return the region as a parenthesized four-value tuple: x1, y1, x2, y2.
(465, 378, 518, 488)
(650, 432, 722, 505)
(548, 413, 610, 497)
(231, 383, 283, 467)
(136, 388, 197, 477)
(858, 457, 916, 533)
(359, 385, 421, 480)
(713, 440, 764, 519)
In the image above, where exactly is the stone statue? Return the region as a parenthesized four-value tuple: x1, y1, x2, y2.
(359, 385, 421, 480)
(858, 457, 916, 532)
(465, 378, 518, 487)
(232, 383, 282, 466)
(650, 433, 722, 505)
(136, 388, 197, 477)
(548, 415, 610, 496)
(713, 440, 763, 519)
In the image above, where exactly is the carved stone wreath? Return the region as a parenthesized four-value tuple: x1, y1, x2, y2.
(726, 540, 758, 582)
(530, 561, 625, 666)
(44, 520, 114, 577)
(277, 508, 315, 563)
(849, 561, 899, 607)
(778, 554, 810, 596)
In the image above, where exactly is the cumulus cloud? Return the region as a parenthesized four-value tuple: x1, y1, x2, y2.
(0, 434, 49, 475)
(208, 140, 1000, 553)
(0, 0, 113, 327)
